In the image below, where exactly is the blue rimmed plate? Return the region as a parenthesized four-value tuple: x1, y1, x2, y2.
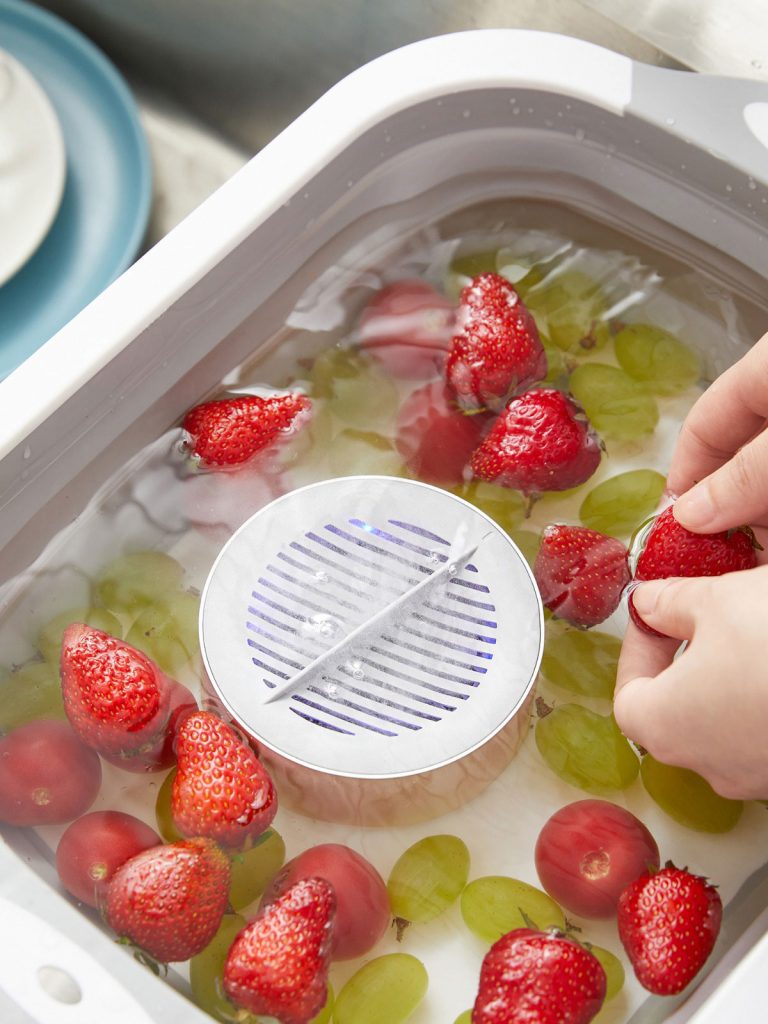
(0, 0, 152, 379)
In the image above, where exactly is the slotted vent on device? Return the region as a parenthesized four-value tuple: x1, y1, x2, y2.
(201, 476, 542, 779)
(246, 515, 497, 737)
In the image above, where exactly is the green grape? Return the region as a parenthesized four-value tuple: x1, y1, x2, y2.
(450, 249, 499, 279)
(327, 429, 406, 478)
(535, 704, 640, 795)
(453, 1012, 473, 1024)
(640, 754, 743, 832)
(589, 944, 624, 1000)
(189, 913, 246, 1022)
(229, 828, 286, 910)
(38, 606, 123, 663)
(509, 529, 541, 568)
(155, 767, 183, 842)
(387, 835, 470, 931)
(460, 876, 565, 943)
(452, 481, 526, 534)
(569, 363, 659, 441)
(95, 551, 185, 613)
(0, 661, 65, 732)
(333, 954, 428, 1024)
(524, 270, 609, 353)
(310, 346, 398, 432)
(579, 470, 666, 538)
(614, 324, 701, 396)
(540, 621, 620, 700)
(542, 337, 571, 384)
(126, 592, 200, 675)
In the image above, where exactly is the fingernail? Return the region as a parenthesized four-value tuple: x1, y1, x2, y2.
(673, 484, 714, 529)
(631, 579, 668, 616)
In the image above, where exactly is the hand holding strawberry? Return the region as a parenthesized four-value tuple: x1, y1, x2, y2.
(617, 864, 722, 995)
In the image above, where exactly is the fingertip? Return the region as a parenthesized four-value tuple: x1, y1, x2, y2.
(673, 484, 716, 532)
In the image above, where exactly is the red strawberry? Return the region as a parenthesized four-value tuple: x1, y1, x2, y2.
(470, 387, 601, 497)
(534, 524, 630, 627)
(630, 505, 758, 635)
(446, 273, 547, 410)
(395, 380, 492, 485)
(357, 279, 455, 380)
(60, 624, 176, 771)
(172, 710, 277, 850)
(182, 392, 311, 469)
(105, 837, 231, 963)
(617, 864, 722, 995)
(223, 877, 335, 1024)
(472, 928, 606, 1024)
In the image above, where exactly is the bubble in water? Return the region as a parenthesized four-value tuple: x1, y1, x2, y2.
(748, 179, 758, 190)
(314, 570, 330, 584)
(574, 129, 585, 141)
(347, 659, 364, 680)
(462, 109, 471, 119)
(305, 614, 340, 640)
(665, 116, 676, 126)
(22, 446, 31, 460)
(447, 563, 458, 576)
(725, 184, 733, 193)
(324, 681, 339, 698)
(427, 551, 441, 565)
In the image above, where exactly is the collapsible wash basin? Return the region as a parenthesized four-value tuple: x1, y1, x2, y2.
(1, 29, 767, 1024)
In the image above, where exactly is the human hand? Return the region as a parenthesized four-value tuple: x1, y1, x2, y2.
(614, 567, 768, 799)
(669, 330, 768, 534)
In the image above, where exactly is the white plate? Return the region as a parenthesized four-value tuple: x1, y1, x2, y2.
(0, 48, 66, 287)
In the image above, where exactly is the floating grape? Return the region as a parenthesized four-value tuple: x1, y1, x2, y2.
(387, 835, 470, 932)
(460, 876, 565, 943)
(614, 324, 701, 395)
(535, 704, 639, 795)
(640, 754, 743, 833)
(579, 470, 666, 538)
(229, 828, 286, 910)
(189, 913, 246, 1022)
(38, 606, 123, 664)
(589, 945, 625, 1000)
(540, 621, 620, 700)
(452, 481, 527, 534)
(327, 429, 405, 478)
(453, 1012, 472, 1024)
(569, 364, 659, 441)
(524, 270, 609, 353)
(333, 953, 428, 1024)
(0, 661, 65, 732)
(510, 529, 542, 568)
(126, 592, 200, 675)
(95, 551, 185, 614)
(155, 768, 183, 843)
(450, 249, 499, 279)
(310, 345, 398, 431)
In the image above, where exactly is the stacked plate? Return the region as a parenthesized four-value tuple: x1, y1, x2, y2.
(0, 0, 152, 380)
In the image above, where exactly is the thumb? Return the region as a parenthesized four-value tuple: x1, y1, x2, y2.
(630, 577, 709, 640)
(674, 432, 768, 533)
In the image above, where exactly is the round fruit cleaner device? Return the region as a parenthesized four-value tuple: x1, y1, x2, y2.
(200, 476, 543, 825)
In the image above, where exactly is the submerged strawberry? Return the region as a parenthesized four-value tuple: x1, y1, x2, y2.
(172, 710, 277, 850)
(630, 505, 758, 634)
(617, 864, 722, 995)
(446, 272, 547, 410)
(182, 392, 311, 469)
(470, 387, 601, 497)
(534, 524, 630, 627)
(60, 624, 178, 771)
(105, 837, 230, 963)
(472, 928, 606, 1024)
(357, 279, 455, 380)
(223, 877, 335, 1024)
(395, 380, 491, 485)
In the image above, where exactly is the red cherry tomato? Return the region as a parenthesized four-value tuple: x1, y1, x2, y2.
(357, 280, 455, 380)
(260, 843, 389, 960)
(395, 380, 490, 485)
(56, 811, 161, 906)
(0, 720, 102, 826)
(535, 799, 660, 919)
